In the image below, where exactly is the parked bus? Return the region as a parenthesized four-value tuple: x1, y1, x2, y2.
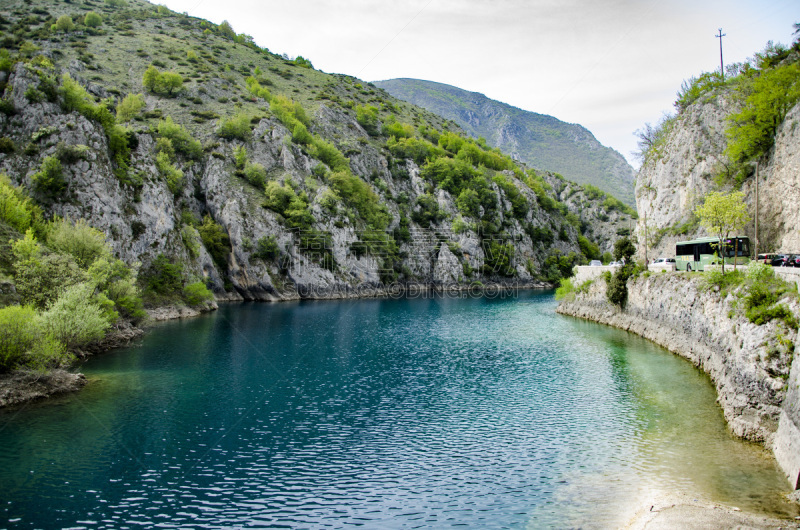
(675, 236, 751, 271)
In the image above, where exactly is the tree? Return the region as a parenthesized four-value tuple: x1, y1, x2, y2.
(142, 65, 160, 93)
(218, 20, 235, 40)
(695, 191, 750, 273)
(142, 65, 183, 97)
(116, 93, 145, 123)
(613, 236, 636, 264)
(159, 71, 183, 96)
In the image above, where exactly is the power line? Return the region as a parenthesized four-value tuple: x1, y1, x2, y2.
(716, 28, 726, 79)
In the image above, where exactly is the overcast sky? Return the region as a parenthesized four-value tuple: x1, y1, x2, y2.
(157, 0, 797, 168)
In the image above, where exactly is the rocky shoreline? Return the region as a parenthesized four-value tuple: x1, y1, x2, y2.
(557, 271, 800, 498)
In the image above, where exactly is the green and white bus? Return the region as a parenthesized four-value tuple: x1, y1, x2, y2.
(675, 236, 751, 271)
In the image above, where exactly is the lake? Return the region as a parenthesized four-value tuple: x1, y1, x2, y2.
(0, 290, 796, 528)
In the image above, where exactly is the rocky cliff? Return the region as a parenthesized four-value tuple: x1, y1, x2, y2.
(0, 0, 634, 307)
(634, 76, 800, 260)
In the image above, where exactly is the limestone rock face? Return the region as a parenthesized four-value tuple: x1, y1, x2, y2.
(0, 62, 596, 302)
(632, 90, 800, 260)
(740, 102, 800, 254)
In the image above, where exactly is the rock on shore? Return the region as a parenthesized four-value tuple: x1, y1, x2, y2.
(0, 369, 87, 408)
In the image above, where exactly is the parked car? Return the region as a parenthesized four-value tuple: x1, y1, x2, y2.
(589, 260, 603, 266)
(757, 253, 779, 264)
(650, 257, 676, 272)
(608, 261, 622, 267)
(786, 255, 800, 267)
(770, 254, 795, 267)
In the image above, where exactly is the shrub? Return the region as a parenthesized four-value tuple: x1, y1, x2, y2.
(421, 157, 478, 195)
(88, 257, 145, 321)
(142, 65, 183, 96)
(145, 254, 183, 295)
(60, 74, 132, 171)
(356, 105, 379, 136)
(183, 281, 213, 306)
(555, 278, 575, 301)
(157, 117, 202, 159)
(0, 303, 70, 373)
(493, 174, 528, 219)
(217, 113, 251, 141)
(11, 229, 42, 263)
(482, 241, 515, 277)
(0, 176, 36, 232)
(606, 269, 629, 307)
(39, 283, 111, 350)
(14, 253, 88, 310)
(411, 193, 446, 227)
(232, 145, 247, 170)
(0, 137, 14, 153)
(577, 235, 600, 261)
(328, 171, 389, 230)
(181, 224, 202, 258)
(263, 181, 315, 230)
(155, 151, 184, 195)
(31, 156, 66, 197)
(292, 122, 313, 145)
(387, 136, 443, 165)
(308, 138, 349, 172)
(725, 61, 800, 172)
(46, 217, 110, 269)
(55, 15, 74, 32)
(382, 117, 414, 139)
(197, 215, 231, 271)
(0, 305, 39, 372)
(455, 188, 481, 217)
(253, 235, 280, 261)
(84, 11, 103, 27)
(243, 162, 266, 188)
(55, 143, 90, 164)
(702, 268, 745, 294)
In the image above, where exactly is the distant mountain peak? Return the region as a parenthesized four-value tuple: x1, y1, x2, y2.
(374, 78, 635, 207)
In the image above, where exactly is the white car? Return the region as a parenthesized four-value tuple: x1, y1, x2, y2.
(649, 257, 676, 271)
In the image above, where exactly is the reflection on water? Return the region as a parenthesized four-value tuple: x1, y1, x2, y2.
(0, 291, 796, 528)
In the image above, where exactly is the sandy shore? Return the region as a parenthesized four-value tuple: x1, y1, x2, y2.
(624, 491, 800, 529)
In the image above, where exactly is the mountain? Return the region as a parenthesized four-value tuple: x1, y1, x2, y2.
(373, 78, 636, 207)
(0, 0, 636, 328)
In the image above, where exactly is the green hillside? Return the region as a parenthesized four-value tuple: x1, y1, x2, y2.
(374, 78, 636, 207)
(0, 0, 636, 374)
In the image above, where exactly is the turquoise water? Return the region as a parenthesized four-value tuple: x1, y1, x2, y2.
(0, 291, 796, 528)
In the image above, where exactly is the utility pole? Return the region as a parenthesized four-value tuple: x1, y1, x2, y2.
(754, 160, 759, 258)
(716, 28, 726, 80)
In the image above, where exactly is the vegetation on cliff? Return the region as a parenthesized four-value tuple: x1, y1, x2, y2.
(0, 176, 145, 372)
(637, 26, 800, 185)
(374, 78, 637, 207)
(0, 0, 639, 377)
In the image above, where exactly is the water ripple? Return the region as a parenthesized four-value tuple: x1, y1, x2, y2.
(0, 293, 796, 528)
